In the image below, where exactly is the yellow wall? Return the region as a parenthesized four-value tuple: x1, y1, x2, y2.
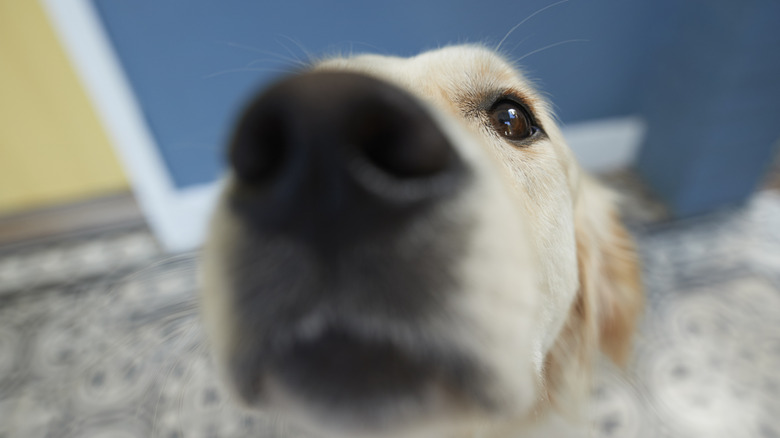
(0, 0, 128, 215)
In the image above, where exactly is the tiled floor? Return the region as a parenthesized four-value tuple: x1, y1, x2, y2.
(1, 178, 779, 438)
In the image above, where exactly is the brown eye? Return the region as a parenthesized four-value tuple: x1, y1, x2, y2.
(488, 100, 538, 141)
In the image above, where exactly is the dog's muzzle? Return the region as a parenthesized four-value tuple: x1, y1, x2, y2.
(211, 71, 483, 419)
(236, 70, 462, 181)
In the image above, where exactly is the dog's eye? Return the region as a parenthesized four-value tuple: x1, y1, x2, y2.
(488, 100, 538, 141)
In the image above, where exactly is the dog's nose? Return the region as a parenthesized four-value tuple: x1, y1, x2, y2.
(227, 71, 464, 242)
(231, 72, 456, 184)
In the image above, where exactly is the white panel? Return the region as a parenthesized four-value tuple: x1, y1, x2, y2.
(41, 0, 219, 252)
(562, 116, 646, 173)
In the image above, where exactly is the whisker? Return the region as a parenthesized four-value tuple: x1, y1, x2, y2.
(244, 58, 296, 68)
(203, 66, 299, 79)
(341, 40, 389, 55)
(276, 34, 314, 65)
(244, 55, 305, 69)
(150, 358, 186, 437)
(174, 353, 204, 438)
(118, 253, 198, 283)
(508, 35, 533, 56)
(274, 37, 305, 67)
(224, 41, 308, 69)
(496, 0, 571, 53)
(516, 39, 588, 63)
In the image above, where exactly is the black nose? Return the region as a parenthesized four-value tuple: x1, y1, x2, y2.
(227, 72, 464, 243)
(230, 71, 458, 183)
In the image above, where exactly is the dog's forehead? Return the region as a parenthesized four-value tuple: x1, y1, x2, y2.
(314, 45, 540, 112)
(408, 45, 519, 84)
(312, 45, 578, 197)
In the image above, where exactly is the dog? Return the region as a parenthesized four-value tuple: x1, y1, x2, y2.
(201, 44, 643, 438)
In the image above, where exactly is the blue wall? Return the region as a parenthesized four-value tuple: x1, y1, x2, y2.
(92, 0, 660, 189)
(93, 0, 780, 217)
(636, 0, 780, 215)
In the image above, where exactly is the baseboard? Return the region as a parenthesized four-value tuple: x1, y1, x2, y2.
(0, 192, 145, 248)
(561, 116, 646, 173)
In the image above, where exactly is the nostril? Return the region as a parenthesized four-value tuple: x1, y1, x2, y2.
(354, 108, 453, 179)
(228, 71, 458, 194)
(230, 110, 289, 184)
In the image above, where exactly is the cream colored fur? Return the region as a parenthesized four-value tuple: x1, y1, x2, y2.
(202, 45, 643, 438)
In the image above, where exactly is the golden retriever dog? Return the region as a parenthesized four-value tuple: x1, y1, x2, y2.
(201, 44, 643, 438)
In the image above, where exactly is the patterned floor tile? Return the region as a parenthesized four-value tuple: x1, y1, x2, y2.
(1, 188, 779, 437)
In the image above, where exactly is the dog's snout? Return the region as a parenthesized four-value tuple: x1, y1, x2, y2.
(229, 71, 459, 195)
(342, 79, 453, 179)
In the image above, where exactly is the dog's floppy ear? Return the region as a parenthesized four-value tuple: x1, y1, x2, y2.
(573, 174, 643, 366)
(543, 173, 643, 412)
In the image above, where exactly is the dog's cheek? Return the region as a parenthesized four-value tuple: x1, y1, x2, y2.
(200, 195, 248, 397)
(573, 175, 643, 366)
(448, 178, 543, 415)
(474, 131, 581, 354)
(591, 211, 643, 366)
(442, 120, 583, 411)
